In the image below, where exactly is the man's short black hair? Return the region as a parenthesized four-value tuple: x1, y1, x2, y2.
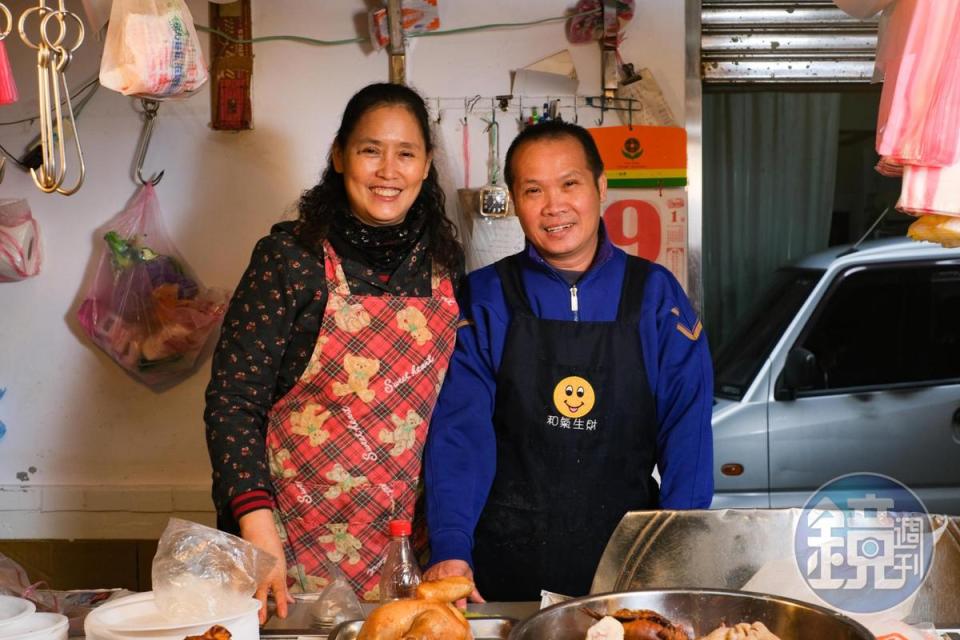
(503, 120, 605, 193)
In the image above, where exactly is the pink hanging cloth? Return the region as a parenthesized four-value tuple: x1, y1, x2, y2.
(0, 41, 18, 105)
(866, 0, 960, 229)
(899, 125, 960, 217)
(875, 0, 960, 167)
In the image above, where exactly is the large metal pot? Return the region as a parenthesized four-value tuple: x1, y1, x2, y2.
(508, 589, 874, 639)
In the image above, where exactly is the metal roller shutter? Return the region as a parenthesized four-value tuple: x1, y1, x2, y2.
(702, 0, 881, 84)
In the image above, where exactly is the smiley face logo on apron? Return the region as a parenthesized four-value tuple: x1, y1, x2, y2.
(552, 376, 596, 418)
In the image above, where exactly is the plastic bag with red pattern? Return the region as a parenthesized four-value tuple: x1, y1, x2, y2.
(0, 199, 42, 282)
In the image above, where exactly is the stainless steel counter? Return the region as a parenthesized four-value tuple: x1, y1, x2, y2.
(260, 601, 539, 639)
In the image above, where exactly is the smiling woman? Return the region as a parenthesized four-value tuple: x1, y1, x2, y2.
(203, 83, 465, 614)
(332, 105, 433, 227)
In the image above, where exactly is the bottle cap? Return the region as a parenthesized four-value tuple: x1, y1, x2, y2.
(389, 520, 412, 536)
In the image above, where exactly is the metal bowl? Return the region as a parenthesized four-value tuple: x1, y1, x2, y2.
(508, 589, 874, 639)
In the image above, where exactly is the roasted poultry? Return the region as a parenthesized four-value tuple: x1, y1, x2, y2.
(184, 625, 232, 640)
(356, 576, 473, 640)
(584, 608, 691, 640)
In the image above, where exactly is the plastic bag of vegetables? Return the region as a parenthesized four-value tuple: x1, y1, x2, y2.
(77, 185, 229, 387)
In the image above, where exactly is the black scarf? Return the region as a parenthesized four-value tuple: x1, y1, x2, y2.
(331, 203, 428, 273)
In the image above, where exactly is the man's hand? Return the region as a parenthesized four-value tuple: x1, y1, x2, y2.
(239, 509, 293, 623)
(423, 559, 485, 608)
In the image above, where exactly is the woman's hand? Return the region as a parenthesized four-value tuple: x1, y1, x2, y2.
(238, 509, 292, 623)
(423, 559, 486, 608)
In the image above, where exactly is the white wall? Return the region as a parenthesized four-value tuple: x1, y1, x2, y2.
(0, 0, 686, 538)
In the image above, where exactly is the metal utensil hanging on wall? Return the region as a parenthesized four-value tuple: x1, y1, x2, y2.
(134, 98, 164, 186)
(18, 0, 85, 195)
(478, 104, 511, 218)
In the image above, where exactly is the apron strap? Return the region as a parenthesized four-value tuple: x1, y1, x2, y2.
(616, 256, 650, 322)
(494, 253, 533, 315)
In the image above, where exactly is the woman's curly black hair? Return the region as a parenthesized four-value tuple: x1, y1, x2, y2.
(297, 83, 463, 271)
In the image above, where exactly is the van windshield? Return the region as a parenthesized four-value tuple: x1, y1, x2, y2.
(714, 267, 823, 400)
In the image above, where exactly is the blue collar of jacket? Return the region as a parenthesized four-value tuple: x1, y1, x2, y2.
(522, 219, 617, 281)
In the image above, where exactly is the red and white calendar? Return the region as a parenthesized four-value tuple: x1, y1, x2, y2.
(602, 187, 688, 291)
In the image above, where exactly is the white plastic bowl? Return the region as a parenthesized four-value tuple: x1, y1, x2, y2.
(0, 597, 36, 630)
(85, 593, 259, 640)
(0, 613, 68, 640)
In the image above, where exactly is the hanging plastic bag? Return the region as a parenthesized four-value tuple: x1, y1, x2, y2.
(0, 199, 42, 282)
(367, 0, 440, 50)
(99, 0, 208, 98)
(77, 185, 228, 387)
(0, 41, 18, 105)
(152, 519, 276, 620)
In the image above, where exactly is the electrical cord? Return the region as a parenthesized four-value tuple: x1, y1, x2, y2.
(195, 25, 363, 46)
(0, 139, 29, 169)
(411, 10, 597, 38)
(194, 8, 601, 46)
(0, 9, 602, 165)
(0, 78, 100, 169)
(0, 74, 100, 127)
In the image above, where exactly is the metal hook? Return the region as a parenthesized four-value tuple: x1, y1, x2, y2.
(40, 5, 82, 54)
(573, 97, 579, 124)
(435, 96, 441, 124)
(134, 98, 164, 186)
(22, 0, 85, 195)
(46, 5, 84, 195)
(18, 2, 55, 50)
(595, 96, 606, 126)
(627, 98, 633, 130)
(51, 45, 84, 195)
(0, 3, 12, 40)
(31, 40, 64, 191)
(466, 94, 481, 114)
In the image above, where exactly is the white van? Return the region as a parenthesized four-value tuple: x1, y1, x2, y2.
(711, 238, 960, 515)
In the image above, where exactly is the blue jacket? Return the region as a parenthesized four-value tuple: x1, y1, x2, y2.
(424, 226, 714, 567)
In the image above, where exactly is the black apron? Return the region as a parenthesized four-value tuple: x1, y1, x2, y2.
(472, 253, 660, 601)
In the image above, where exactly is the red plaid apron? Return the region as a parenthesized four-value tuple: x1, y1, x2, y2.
(265, 240, 458, 600)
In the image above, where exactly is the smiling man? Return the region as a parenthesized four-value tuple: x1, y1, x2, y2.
(422, 121, 714, 602)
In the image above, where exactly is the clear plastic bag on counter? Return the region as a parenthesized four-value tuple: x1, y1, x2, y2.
(0, 199, 42, 282)
(76, 185, 229, 387)
(303, 560, 364, 631)
(99, 0, 208, 98)
(152, 518, 276, 620)
(0, 552, 132, 636)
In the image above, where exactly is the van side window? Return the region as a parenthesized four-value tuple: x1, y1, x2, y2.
(798, 265, 960, 391)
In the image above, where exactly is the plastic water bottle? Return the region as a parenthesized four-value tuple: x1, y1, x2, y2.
(379, 519, 422, 603)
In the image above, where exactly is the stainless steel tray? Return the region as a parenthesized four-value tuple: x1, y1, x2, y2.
(592, 509, 960, 627)
(508, 589, 873, 640)
(328, 616, 515, 640)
